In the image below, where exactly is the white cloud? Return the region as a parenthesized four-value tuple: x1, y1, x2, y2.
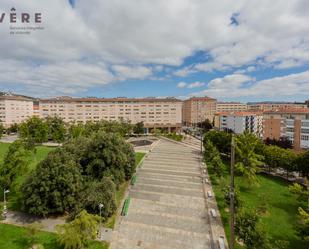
(190, 71, 309, 98)
(177, 82, 187, 88)
(0, 0, 308, 96)
(187, 81, 205, 88)
(112, 65, 152, 80)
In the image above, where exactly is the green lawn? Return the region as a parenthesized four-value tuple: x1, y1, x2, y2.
(0, 223, 109, 249)
(0, 142, 55, 210)
(104, 152, 145, 228)
(209, 164, 309, 249)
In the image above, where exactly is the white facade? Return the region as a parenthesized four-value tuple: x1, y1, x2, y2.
(39, 97, 183, 131)
(0, 96, 34, 128)
(218, 112, 263, 137)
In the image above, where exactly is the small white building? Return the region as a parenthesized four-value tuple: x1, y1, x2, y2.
(215, 111, 263, 138)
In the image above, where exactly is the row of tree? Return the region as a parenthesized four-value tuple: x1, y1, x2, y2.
(204, 130, 309, 179)
(1, 116, 145, 143)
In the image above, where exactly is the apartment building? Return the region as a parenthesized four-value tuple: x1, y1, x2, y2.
(214, 111, 263, 138)
(182, 97, 217, 126)
(263, 108, 309, 150)
(39, 97, 183, 132)
(216, 102, 248, 112)
(248, 102, 307, 111)
(0, 95, 34, 128)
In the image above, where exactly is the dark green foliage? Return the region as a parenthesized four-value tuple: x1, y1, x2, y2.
(204, 130, 232, 154)
(223, 185, 242, 211)
(133, 121, 145, 134)
(74, 132, 136, 185)
(0, 140, 31, 189)
(19, 116, 48, 143)
(295, 151, 309, 177)
(164, 132, 183, 141)
(203, 139, 224, 177)
(21, 149, 83, 216)
(79, 178, 116, 218)
(236, 209, 270, 249)
(0, 122, 4, 138)
(45, 116, 66, 142)
(264, 136, 293, 149)
(197, 118, 213, 133)
(6, 123, 19, 134)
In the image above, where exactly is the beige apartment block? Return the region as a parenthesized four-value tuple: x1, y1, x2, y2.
(248, 102, 307, 111)
(263, 108, 309, 150)
(216, 102, 248, 112)
(214, 111, 263, 138)
(182, 96, 217, 126)
(39, 97, 183, 132)
(0, 95, 34, 128)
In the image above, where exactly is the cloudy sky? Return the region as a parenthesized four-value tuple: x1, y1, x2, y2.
(0, 0, 309, 102)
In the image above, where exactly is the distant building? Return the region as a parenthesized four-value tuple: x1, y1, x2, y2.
(216, 102, 248, 112)
(263, 108, 309, 150)
(214, 111, 263, 137)
(39, 97, 183, 133)
(248, 102, 307, 111)
(182, 97, 217, 126)
(305, 100, 309, 108)
(0, 95, 34, 128)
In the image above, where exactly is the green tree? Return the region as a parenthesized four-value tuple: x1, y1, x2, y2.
(197, 119, 213, 133)
(235, 133, 264, 185)
(0, 140, 31, 189)
(204, 130, 232, 154)
(223, 185, 242, 211)
(57, 210, 99, 249)
(6, 123, 19, 134)
(295, 151, 309, 178)
(74, 132, 136, 186)
(21, 149, 83, 216)
(19, 116, 48, 143)
(133, 121, 145, 134)
(297, 205, 309, 241)
(46, 116, 66, 142)
(68, 122, 85, 139)
(235, 209, 270, 249)
(79, 178, 117, 218)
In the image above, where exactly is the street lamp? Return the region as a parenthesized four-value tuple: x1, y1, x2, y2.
(3, 189, 9, 219)
(98, 203, 104, 239)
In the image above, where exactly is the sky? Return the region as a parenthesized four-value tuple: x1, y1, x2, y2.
(0, 0, 309, 102)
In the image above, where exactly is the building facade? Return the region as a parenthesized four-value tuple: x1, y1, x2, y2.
(214, 111, 263, 138)
(39, 97, 183, 132)
(248, 102, 307, 111)
(182, 97, 217, 126)
(216, 102, 248, 112)
(263, 109, 309, 150)
(0, 95, 34, 128)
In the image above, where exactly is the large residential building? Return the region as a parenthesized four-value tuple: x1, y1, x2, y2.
(39, 97, 183, 132)
(263, 108, 309, 150)
(182, 97, 217, 126)
(248, 102, 307, 111)
(214, 111, 263, 138)
(216, 102, 248, 112)
(305, 100, 309, 107)
(0, 95, 34, 128)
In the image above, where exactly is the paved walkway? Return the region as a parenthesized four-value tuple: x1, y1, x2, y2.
(110, 139, 226, 249)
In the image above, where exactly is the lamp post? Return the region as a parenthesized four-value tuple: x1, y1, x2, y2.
(98, 203, 104, 239)
(3, 189, 9, 219)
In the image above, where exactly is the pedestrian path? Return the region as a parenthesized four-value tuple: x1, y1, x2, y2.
(110, 139, 214, 249)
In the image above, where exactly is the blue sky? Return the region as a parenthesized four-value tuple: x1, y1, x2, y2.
(0, 0, 309, 102)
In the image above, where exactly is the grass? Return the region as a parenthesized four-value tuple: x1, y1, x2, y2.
(0, 142, 55, 210)
(209, 163, 309, 249)
(104, 152, 145, 228)
(0, 223, 109, 249)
